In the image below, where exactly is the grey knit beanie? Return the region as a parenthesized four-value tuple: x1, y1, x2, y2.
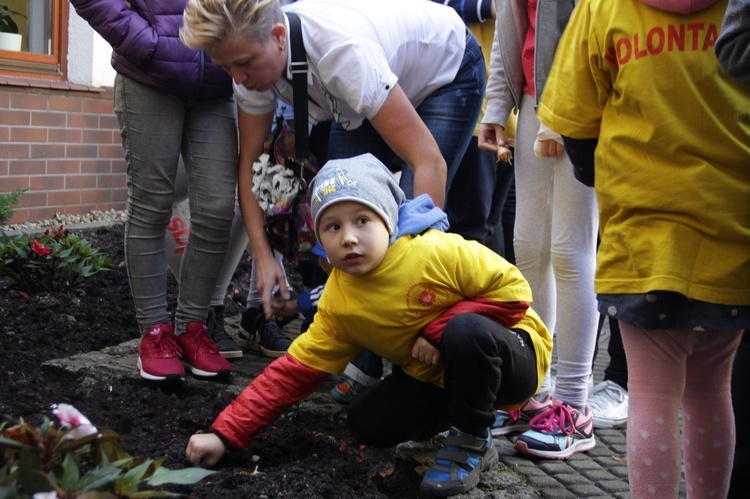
(310, 153, 405, 244)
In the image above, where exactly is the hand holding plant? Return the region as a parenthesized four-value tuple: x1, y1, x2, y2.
(0, 226, 112, 294)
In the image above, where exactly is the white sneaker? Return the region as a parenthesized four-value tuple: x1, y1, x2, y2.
(587, 380, 628, 429)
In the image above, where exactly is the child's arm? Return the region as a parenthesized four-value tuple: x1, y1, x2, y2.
(186, 354, 328, 465)
(420, 298, 530, 347)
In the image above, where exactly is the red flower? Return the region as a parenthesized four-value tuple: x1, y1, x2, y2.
(32, 240, 51, 257)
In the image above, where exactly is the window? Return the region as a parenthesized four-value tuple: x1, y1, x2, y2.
(0, 0, 68, 80)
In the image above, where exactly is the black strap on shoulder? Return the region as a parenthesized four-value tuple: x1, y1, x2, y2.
(286, 12, 308, 159)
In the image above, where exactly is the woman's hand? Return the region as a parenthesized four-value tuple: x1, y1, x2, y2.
(412, 336, 441, 365)
(185, 433, 226, 468)
(237, 109, 290, 319)
(478, 122, 506, 152)
(255, 252, 290, 319)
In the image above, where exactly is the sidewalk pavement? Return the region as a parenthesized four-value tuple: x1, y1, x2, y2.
(41, 315, 688, 498)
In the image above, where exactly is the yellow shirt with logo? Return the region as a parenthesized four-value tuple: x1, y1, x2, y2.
(538, 0, 750, 305)
(288, 230, 552, 389)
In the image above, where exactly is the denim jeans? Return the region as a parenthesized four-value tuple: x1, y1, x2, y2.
(327, 29, 485, 199)
(114, 74, 238, 335)
(445, 136, 498, 244)
(347, 315, 538, 447)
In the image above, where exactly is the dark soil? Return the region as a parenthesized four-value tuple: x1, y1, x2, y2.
(0, 225, 426, 498)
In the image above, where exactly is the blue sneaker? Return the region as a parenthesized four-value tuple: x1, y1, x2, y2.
(330, 377, 369, 404)
(420, 427, 498, 496)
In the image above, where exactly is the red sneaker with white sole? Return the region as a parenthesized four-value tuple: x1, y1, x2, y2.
(138, 323, 185, 382)
(177, 322, 232, 379)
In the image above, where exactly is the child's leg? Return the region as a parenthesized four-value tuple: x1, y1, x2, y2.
(730, 330, 750, 498)
(441, 314, 538, 435)
(620, 323, 742, 498)
(348, 314, 538, 446)
(347, 367, 448, 447)
(343, 349, 383, 384)
(620, 323, 685, 497)
(210, 199, 248, 308)
(682, 329, 742, 498)
(331, 350, 383, 404)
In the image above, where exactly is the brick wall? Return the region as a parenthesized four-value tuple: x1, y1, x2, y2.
(0, 78, 126, 225)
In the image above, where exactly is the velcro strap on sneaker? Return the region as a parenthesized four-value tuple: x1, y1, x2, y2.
(444, 433, 487, 452)
(435, 448, 472, 466)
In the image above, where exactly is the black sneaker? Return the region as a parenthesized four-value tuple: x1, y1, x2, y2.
(206, 306, 242, 359)
(238, 307, 292, 358)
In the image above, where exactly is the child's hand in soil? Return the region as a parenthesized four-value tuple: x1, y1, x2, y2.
(186, 432, 226, 467)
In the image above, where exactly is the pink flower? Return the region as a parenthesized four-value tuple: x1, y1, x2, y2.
(51, 403, 98, 439)
(32, 241, 51, 257)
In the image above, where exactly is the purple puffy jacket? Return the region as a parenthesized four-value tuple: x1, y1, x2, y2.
(70, 0, 232, 102)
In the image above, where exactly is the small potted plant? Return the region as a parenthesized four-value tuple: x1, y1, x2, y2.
(0, 4, 26, 52)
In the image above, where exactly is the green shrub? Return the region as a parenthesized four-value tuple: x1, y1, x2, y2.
(0, 404, 216, 498)
(0, 225, 112, 294)
(0, 188, 28, 225)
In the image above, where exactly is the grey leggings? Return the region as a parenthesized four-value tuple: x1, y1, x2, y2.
(114, 74, 238, 335)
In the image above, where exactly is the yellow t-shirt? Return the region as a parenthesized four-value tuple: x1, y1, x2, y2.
(288, 230, 552, 391)
(538, 0, 750, 305)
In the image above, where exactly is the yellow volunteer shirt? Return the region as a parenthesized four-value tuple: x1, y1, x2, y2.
(289, 230, 552, 390)
(538, 0, 750, 305)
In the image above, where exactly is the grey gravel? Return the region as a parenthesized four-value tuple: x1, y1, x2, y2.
(1, 209, 128, 235)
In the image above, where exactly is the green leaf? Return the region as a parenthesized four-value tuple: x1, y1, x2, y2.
(60, 452, 81, 491)
(76, 467, 121, 493)
(146, 466, 218, 486)
(0, 436, 24, 449)
(129, 491, 183, 498)
(122, 458, 155, 483)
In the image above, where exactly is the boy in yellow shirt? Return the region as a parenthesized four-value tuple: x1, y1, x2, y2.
(185, 154, 552, 497)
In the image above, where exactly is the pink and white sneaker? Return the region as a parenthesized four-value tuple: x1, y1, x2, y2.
(491, 395, 553, 436)
(513, 400, 596, 459)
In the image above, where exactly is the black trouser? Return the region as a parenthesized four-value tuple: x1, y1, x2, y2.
(604, 317, 628, 389)
(347, 314, 538, 447)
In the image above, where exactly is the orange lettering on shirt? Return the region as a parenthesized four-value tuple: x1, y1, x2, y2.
(647, 27, 665, 55)
(633, 33, 648, 59)
(616, 38, 632, 64)
(608, 22, 718, 68)
(668, 24, 685, 51)
(703, 24, 718, 50)
(686, 23, 704, 50)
